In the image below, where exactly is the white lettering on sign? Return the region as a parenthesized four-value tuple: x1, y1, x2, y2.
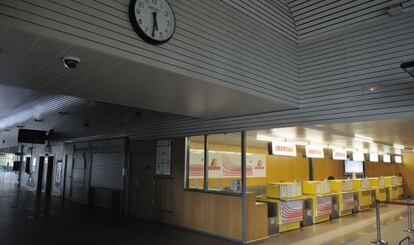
(332, 149, 347, 160)
(353, 151, 365, 161)
(271, 141, 297, 157)
(369, 153, 379, 162)
(305, 145, 324, 158)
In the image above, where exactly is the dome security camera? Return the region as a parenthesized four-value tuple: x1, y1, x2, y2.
(62, 56, 80, 69)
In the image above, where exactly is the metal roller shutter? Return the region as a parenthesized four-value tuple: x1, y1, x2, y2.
(91, 153, 123, 190)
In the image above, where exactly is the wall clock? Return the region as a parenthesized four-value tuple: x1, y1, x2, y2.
(129, 0, 176, 45)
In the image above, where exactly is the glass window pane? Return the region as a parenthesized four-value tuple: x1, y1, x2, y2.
(187, 136, 205, 189)
(207, 132, 241, 193)
(246, 133, 269, 195)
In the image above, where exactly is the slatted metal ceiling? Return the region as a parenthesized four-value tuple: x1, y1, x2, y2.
(287, 0, 414, 39)
(0, 0, 414, 145)
(0, 0, 300, 103)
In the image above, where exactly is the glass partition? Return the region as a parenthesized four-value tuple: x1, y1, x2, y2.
(186, 135, 205, 190)
(207, 132, 242, 193)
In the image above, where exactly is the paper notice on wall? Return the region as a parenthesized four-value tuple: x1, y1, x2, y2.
(156, 140, 172, 176)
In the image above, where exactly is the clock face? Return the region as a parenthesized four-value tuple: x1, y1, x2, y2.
(129, 0, 176, 45)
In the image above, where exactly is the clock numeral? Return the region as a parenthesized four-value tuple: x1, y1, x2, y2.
(138, 19, 142, 25)
(167, 20, 171, 26)
(164, 10, 168, 17)
(152, 0, 157, 4)
(139, 1, 144, 8)
(159, 32, 163, 38)
(145, 26, 149, 32)
(136, 9, 140, 14)
(165, 28, 168, 33)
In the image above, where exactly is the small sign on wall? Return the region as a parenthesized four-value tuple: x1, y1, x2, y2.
(332, 148, 347, 160)
(352, 151, 365, 161)
(369, 153, 379, 162)
(383, 154, 391, 163)
(156, 140, 172, 176)
(269, 141, 297, 157)
(305, 145, 324, 158)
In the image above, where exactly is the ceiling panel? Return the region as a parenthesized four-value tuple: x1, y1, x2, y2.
(246, 118, 414, 153)
(0, 26, 295, 119)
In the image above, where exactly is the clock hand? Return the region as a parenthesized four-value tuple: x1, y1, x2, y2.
(152, 12, 158, 37)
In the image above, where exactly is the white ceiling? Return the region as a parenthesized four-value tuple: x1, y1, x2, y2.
(0, 26, 294, 119)
(246, 118, 414, 153)
(285, 0, 414, 39)
(0, 85, 44, 118)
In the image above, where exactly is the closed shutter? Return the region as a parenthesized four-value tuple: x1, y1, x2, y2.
(91, 153, 123, 190)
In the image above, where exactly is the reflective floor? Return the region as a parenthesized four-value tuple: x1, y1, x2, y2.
(0, 169, 236, 245)
(0, 169, 410, 245)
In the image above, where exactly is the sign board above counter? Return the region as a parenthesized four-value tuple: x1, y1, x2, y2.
(268, 141, 297, 157)
(332, 148, 347, 160)
(305, 145, 324, 158)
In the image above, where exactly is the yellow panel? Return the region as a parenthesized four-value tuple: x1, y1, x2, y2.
(330, 180, 353, 192)
(303, 181, 331, 195)
(314, 214, 330, 223)
(339, 209, 353, 217)
(266, 182, 302, 199)
(279, 222, 301, 232)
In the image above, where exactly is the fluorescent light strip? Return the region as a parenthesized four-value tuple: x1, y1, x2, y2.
(256, 135, 284, 142)
(354, 134, 374, 143)
(393, 144, 405, 149)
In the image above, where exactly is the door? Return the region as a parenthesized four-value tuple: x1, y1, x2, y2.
(36, 156, 45, 194)
(70, 152, 86, 202)
(45, 156, 54, 196)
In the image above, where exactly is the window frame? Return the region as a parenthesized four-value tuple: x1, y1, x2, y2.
(184, 132, 244, 196)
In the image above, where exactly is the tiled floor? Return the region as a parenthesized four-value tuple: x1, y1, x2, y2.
(0, 170, 236, 245)
(0, 170, 411, 245)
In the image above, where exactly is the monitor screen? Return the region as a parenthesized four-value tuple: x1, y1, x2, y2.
(344, 159, 364, 175)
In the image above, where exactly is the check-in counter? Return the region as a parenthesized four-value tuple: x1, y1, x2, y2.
(302, 181, 335, 224)
(330, 179, 355, 217)
(256, 182, 305, 233)
(384, 176, 401, 200)
(368, 177, 387, 202)
(352, 178, 373, 212)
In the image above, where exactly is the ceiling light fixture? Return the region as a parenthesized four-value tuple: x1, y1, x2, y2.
(354, 134, 374, 143)
(256, 135, 284, 142)
(393, 144, 405, 149)
(401, 61, 414, 78)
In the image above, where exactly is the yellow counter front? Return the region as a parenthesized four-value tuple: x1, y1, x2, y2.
(302, 181, 334, 224)
(330, 180, 355, 217)
(384, 176, 402, 200)
(368, 177, 387, 202)
(258, 182, 305, 232)
(256, 195, 307, 233)
(352, 179, 373, 211)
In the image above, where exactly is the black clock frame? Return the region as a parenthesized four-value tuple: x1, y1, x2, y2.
(128, 0, 176, 45)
